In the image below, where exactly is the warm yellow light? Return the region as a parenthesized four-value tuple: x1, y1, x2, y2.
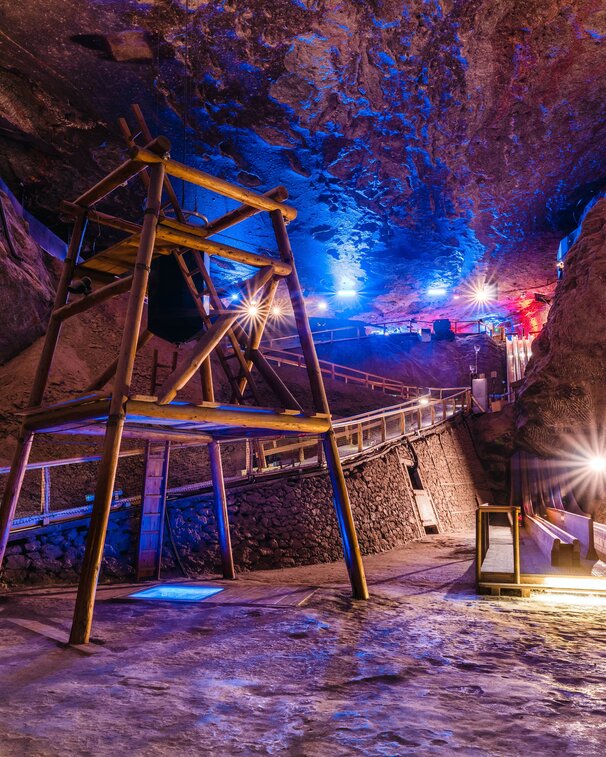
(419, 397, 430, 406)
(270, 304, 282, 317)
(588, 456, 606, 474)
(542, 576, 606, 591)
(247, 302, 259, 318)
(533, 592, 606, 607)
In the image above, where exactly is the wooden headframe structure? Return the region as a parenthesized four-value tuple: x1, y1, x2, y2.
(0, 107, 368, 644)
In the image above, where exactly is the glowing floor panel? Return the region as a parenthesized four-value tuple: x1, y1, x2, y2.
(128, 584, 224, 603)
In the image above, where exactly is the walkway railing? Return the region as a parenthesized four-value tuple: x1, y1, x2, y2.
(263, 318, 499, 351)
(4, 387, 470, 532)
(262, 346, 455, 399)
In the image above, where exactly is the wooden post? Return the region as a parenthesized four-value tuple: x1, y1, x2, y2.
(513, 506, 521, 585)
(69, 163, 166, 645)
(0, 212, 87, 568)
(271, 209, 368, 600)
(209, 441, 236, 580)
(200, 349, 235, 579)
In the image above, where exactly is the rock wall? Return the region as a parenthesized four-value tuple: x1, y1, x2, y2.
(0, 188, 55, 364)
(516, 199, 606, 457)
(2, 419, 485, 587)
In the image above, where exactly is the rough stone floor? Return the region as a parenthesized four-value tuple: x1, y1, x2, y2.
(1, 533, 606, 756)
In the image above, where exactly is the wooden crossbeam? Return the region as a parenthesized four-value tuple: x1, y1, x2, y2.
(156, 313, 241, 405)
(156, 266, 275, 404)
(73, 136, 169, 207)
(53, 274, 133, 321)
(126, 399, 330, 434)
(131, 147, 297, 221)
(64, 204, 292, 277)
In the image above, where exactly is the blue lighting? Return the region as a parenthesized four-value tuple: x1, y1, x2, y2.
(427, 287, 447, 296)
(336, 289, 358, 298)
(128, 584, 224, 603)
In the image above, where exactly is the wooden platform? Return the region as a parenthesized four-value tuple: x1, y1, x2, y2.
(479, 525, 606, 596)
(19, 394, 331, 442)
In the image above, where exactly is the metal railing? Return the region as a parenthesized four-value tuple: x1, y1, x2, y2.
(4, 387, 470, 532)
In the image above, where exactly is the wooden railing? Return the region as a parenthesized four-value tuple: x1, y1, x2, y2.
(5, 387, 470, 531)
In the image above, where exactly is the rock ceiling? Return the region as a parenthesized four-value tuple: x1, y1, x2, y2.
(1, 0, 605, 326)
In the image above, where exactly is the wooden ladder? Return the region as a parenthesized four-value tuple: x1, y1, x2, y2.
(135, 349, 177, 580)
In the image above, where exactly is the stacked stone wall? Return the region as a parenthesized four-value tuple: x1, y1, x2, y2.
(2, 419, 487, 586)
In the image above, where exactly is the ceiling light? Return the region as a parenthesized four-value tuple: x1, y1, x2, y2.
(336, 289, 358, 298)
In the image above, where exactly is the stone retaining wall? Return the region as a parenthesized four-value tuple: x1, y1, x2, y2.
(2, 418, 486, 586)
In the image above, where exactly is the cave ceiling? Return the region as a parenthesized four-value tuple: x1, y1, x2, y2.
(1, 0, 606, 326)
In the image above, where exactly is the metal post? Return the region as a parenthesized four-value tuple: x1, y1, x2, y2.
(271, 209, 368, 600)
(69, 163, 165, 645)
(208, 441, 235, 579)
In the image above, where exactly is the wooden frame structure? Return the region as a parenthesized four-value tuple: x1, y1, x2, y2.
(0, 108, 368, 644)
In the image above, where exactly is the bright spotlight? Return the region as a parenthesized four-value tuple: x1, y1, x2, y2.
(588, 456, 606, 474)
(470, 281, 498, 305)
(427, 287, 447, 297)
(419, 397, 430, 406)
(317, 300, 328, 311)
(270, 304, 282, 317)
(336, 289, 358, 298)
(247, 302, 259, 318)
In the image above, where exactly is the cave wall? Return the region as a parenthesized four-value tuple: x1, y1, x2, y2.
(1, 419, 485, 586)
(0, 188, 56, 364)
(516, 198, 606, 457)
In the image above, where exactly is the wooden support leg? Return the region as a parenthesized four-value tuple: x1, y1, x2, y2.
(323, 429, 369, 599)
(270, 210, 368, 600)
(208, 441, 235, 580)
(0, 431, 34, 565)
(69, 164, 165, 645)
(0, 212, 88, 569)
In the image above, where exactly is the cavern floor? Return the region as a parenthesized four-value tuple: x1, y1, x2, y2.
(1, 533, 606, 757)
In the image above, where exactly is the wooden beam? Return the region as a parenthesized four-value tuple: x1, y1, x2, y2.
(53, 275, 133, 321)
(126, 399, 331, 434)
(69, 162, 166, 646)
(271, 209, 369, 601)
(202, 186, 288, 237)
(195, 255, 263, 405)
(132, 147, 297, 221)
(131, 104, 187, 224)
(156, 265, 274, 404)
(156, 313, 240, 405)
(155, 224, 291, 275)
(73, 136, 169, 208)
(209, 441, 236, 579)
(65, 204, 292, 277)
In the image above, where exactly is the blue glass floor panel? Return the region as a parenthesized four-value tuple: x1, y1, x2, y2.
(128, 584, 224, 603)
